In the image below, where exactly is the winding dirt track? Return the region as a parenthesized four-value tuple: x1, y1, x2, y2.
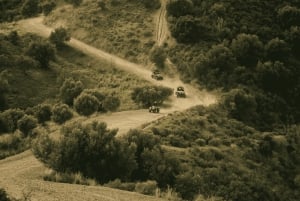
(0, 14, 217, 200)
(155, 0, 168, 46)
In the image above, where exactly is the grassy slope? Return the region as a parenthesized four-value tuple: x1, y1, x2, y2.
(0, 31, 149, 111)
(145, 105, 300, 200)
(45, 0, 156, 65)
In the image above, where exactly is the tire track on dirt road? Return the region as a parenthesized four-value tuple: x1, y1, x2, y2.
(155, 0, 168, 46)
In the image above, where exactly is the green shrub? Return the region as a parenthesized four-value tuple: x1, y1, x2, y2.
(51, 103, 73, 124)
(17, 115, 37, 136)
(21, 0, 39, 17)
(102, 95, 120, 112)
(33, 121, 137, 184)
(59, 78, 84, 106)
(74, 93, 100, 116)
(35, 104, 52, 124)
(131, 86, 173, 107)
(26, 41, 56, 68)
(0, 108, 25, 133)
(104, 179, 136, 191)
(0, 188, 10, 201)
(42, 1, 56, 15)
(134, 180, 158, 195)
(49, 27, 71, 48)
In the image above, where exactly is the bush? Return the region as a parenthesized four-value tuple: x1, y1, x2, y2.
(135, 180, 158, 195)
(131, 86, 173, 107)
(35, 104, 52, 124)
(26, 41, 56, 68)
(33, 121, 137, 184)
(21, 0, 39, 17)
(102, 95, 120, 112)
(59, 78, 84, 106)
(51, 103, 73, 124)
(0, 188, 10, 201)
(17, 115, 37, 136)
(171, 15, 212, 43)
(166, 0, 193, 17)
(42, 1, 56, 15)
(104, 179, 136, 191)
(74, 93, 100, 116)
(0, 109, 25, 133)
(230, 33, 264, 67)
(49, 27, 71, 48)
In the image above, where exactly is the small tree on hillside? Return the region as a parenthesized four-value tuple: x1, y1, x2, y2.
(21, 0, 39, 17)
(74, 93, 100, 116)
(59, 78, 84, 106)
(35, 104, 52, 124)
(49, 27, 71, 48)
(131, 86, 173, 107)
(17, 115, 37, 136)
(52, 103, 73, 124)
(42, 1, 56, 16)
(26, 41, 56, 68)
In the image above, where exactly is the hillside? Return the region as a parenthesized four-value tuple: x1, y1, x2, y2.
(0, 0, 300, 201)
(165, 0, 300, 131)
(44, 0, 159, 65)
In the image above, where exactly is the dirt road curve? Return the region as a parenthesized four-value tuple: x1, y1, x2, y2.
(0, 17, 217, 200)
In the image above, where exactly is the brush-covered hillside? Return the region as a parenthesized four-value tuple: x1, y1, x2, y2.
(44, 0, 161, 65)
(165, 0, 300, 131)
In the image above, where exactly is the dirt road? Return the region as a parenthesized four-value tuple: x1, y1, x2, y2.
(0, 17, 217, 200)
(155, 0, 168, 46)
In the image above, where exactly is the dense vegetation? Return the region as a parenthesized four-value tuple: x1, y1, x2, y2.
(166, 0, 300, 131)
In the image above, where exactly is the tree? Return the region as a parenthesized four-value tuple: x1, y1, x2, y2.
(49, 27, 71, 48)
(231, 33, 264, 67)
(171, 15, 211, 43)
(286, 26, 300, 56)
(26, 41, 55, 68)
(74, 93, 100, 116)
(33, 121, 137, 183)
(265, 38, 290, 61)
(21, 0, 39, 17)
(17, 115, 37, 136)
(51, 103, 73, 124)
(256, 61, 291, 94)
(59, 78, 84, 106)
(0, 71, 9, 111)
(131, 86, 173, 107)
(167, 0, 193, 17)
(277, 5, 300, 28)
(196, 44, 237, 88)
(223, 89, 257, 125)
(42, 1, 56, 16)
(150, 47, 166, 69)
(35, 104, 52, 124)
(0, 108, 25, 133)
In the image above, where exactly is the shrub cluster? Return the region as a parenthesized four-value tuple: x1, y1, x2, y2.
(131, 86, 173, 107)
